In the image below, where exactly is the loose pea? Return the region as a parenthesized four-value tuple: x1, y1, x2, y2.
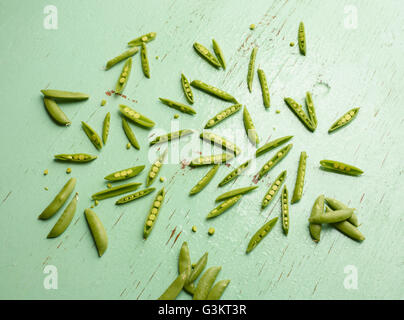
(290, 42, 295, 47)
(44, 187, 48, 191)
(107, 183, 112, 188)
(250, 24, 256, 30)
(208, 227, 215, 235)
(66, 168, 71, 174)
(101, 99, 106, 106)
(43, 169, 48, 175)
(160, 177, 165, 182)
(126, 143, 131, 149)
(174, 114, 179, 119)
(192, 226, 197, 232)
(95, 200, 99, 206)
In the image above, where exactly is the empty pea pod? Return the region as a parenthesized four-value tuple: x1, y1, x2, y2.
(255, 135, 293, 158)
(246, 217, 278, 253)
(159, 98, 196, 115)
(243, 106, 259, 145)
(257, 144, 293, 179)
(54, 153, 97, 162)
(146, 149, 168, 187)
(298, 22, 306, 55)
(193, 42, 221, 68)
(206, 195, 242, 219)
(40, 89, 89, 101)
(105, 47, 139, 70)
(38, 177, 76, 220)
(102, 112, 111, 144)
(158, 271, 187, 300)
(218, 160, 250, 187)
(281, 186, 289, 235)
(309, 195, 324, 242)
(115, 187, 155, 205)
(149, 129, 194, 145)
(204, 104, 242, 129)
(140, 43, 150, 78)
(212, 39, 226, 69)
(84, 208, 108, 257)
(193, 266, 222, 300)
(200, 132, 241, 155)
(284, 97, 315, 131)
(207, 279, 230, 300)
(325, 207, 365, 241)
(43, 98, 71, 126)
(325, 197, 359, 227)
(122, 118, 140, 150)
(257, 69, 270, 108)
(190, 80, 238, 103)
(128, 32, 157, 46)
(190, 153, 234, 167)
(104, 165, 145, 182)
(119, 104, 155, 128)
(143, 187, 165, 239)
(215, 186, 258, 202)
(91, 182, 142, 200)
(184, 252, 208, 294)
(189, 164, 220, 195)
(261, 170, 287, 209)
(320, 159, 363, 176)
(82, 121, 103, 150)
(309, 208, 354, 224)
(247, 47, 258, 92)
(115, 58, 132, 94)
(181, 73, 194, 104)
(291, 151, 307, 204)
(328, 107, 360, 133)
(305, 92, 317, 129)
(47, 192, 78, 238)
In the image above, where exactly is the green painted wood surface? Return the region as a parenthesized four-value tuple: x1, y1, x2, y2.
(0, 0, 403, 299)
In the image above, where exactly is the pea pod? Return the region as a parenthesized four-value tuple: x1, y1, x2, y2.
(47, 193, 78, 238)
(84, 208, 108, 257)
(158, 271, 187, 300)
(212, 39, 226, 69)
(193, 266, 222, 300)
(246, 217, 278, 253)
(309, 195, 324, 242)
(257, 69, 270, 108)
(189, 164, 220, 195)
(193, 42, 221, 68)
(115, 58, 132, 94)
(119, 104, 155, 128)
(284, 97, 315, 131)
(320, 160, 363, 176)
(257, 144, 293, 179)
(190, 80, 238, 103)
(243, 106, 259, 145)
(181, 73, 194, 104)
(305, 92, 317, 129)
(40, 89, 89, 101)
(43, 98, 71, 126)
(255, 135, 293, 158)
(178, 242, 191, 282)
(215, 186, 257, 202)
(325, 207, 365, 241)
(159, 98, 196, 115)
(149, 129, 194, 146)
(206, 195, 242, 219)
(140, 43, 150, 78)
(143, 188, 165, 239)
(115, 187, 155, 205)
(104, 165, 145, 182)
(261, 171, 287, 209)
(325, 197, 359, 227)
(281, 186, 289, 235)
(207, 280, 230, 300)
(247, 47, 258, 92)
(102, 112, 110, 144)
(184, 252, 208, 294)
(204, 104, 242, 129)
(122, 118, 140, 150)
(128, 32, 156, 46)
(38, 178, 76, 220)
(200, 132, 241, 156)
(291, 151, 307, 203)
(309, 208, 354, 224)
(328, 108, 360, 133)
(298, 22, 306, 55)
(91, 182, 142, 200)
(105, 47, 139, 70)
(81, 121, 102, 150)
(218, 160, 250, 187)
(190, 153, 234, 167)
(54, 153, 97, 163)
(146, 149, 168, 187)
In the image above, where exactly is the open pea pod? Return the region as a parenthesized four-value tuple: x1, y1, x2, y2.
(246, 217, 278, 253)
(320, 160, 363, 176)
(119, 104, 155, 128)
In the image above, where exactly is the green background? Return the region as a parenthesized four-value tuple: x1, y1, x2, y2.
(0, 0, 403, 299)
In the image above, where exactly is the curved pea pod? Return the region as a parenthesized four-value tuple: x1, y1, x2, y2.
(91, 182, 142, 200)
(81, 121, 102, 150)
(291, 151, 307, 204)
(309, 208, 354, 224)
(43, 98, 71, 126)
(305, 92, 317, 129)
(115, 187, 155, 205)
(320, 159, 363, 176)
(128, 32, 157, 46)
(105, 47, 139, 70)
(119, 104, 155, 128)
(38, 178, 76, 220)
(243, 106, 259, 145)
(189, 164, 220, 195)
(193, 266, 222, 300)
(218, 160, 250, 187)
(204, 104, 242, 129)
(257, 144, 293, 179)
(84, 208, 108, 257)
(104, 165, 145, 182)
(190, 80, 238, 103)
(54, 153, 97, 162)
(143, 187, 165, 239)
(158, 98, 196, 115)
(146, 149, 167, 187)
(206, 195, 242, 219)
(328, 107, 359, 133)
(215, 186, 257, 202)
(284, 97, 315, 131)
(200, 132, 241, 156)
(281, 186, 289, 235)
(190, 153, 234, 167)
(325, 207, 365, 241)
(247, 47, 258, 92)
(255, 135, 293, 158)
(47, 193, 78, 238)
(122, 118, 140, 150)
(309, 195, 324, 242)
(149, 129, 194, 146)
(184, 252, 208, 294)
(115, 57, 132, 94)
(140, 43, 150, 78)
(102, 112, 110, 144)
(193, 42, 221, 68)
(158, 271, 187, 300)
(181, 73, 194, 104)
(257, 69, 270, 108)
(246, 217, 278, 253)
(298, 21, 306, 55)
(206, 279, 230, 300)
(325, 197, 359, 227)
(41, 89, 89, 101)
(261, 170, 287, 209)
(212, 39, 226, 69)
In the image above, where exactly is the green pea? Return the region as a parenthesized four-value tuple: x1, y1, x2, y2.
(47, 193, 78, 238)
(261, 171, 287, 209)
(146, 149, 168, 187)
(84, 208, 108, 257)
(257, 144, 293, 179)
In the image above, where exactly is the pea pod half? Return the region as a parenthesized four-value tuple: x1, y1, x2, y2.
(84, 208, 108, 257)
(47, 193, 78, 238)
(246, 217, 278, 253)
